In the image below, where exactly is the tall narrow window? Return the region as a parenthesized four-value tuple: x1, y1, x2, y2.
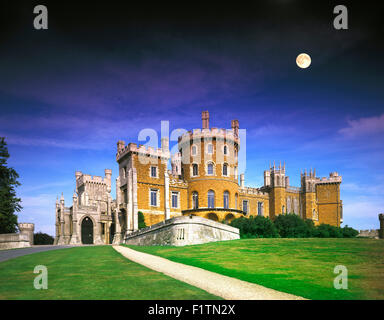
(150, 189, 157, 206)
(171, 192, 179, 209)
(191, 145, 197, 156)
(223, 191, 229, 209)
(207, 144, 213, 154)
(208, 190, 215, 208)
(207, 163, 214, 175)
(258, 202, 263, 216)
(223, 145, 228, 155)
(150, 166, 157, 178)
(222, 163, 228, 176)
(282, 205, 285, 214)
(235, 193, 238, 209)
(192, 192, 199, 209)
(192, 164, 198, 176)
(243, 200, 249, 214)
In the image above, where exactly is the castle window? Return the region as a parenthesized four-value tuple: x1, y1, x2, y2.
(242, 200, 249, 214)
(282, 205, 285, 214)
(150, 189, 158, 206)
(313, 209, 318, 221)
(207, 143, 213, 154)
(207, 163, 214, 175)
(234, 166, 238, 179)
(150, 166, 157, 178)
(222, 163, 228, 176)
(192, 192, 199, 209)
(208, 190, 215, 208)
(223, 145, 228, 155)
(171, 191, 179, 209)
(192, 164, 198, 177)
(235, 193, 238, 209)
(258, 202, 263, 216)
(191, 145, 197, 156)
(223, 191, 229, 209)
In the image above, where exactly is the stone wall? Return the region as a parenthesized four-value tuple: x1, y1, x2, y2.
(124, 215, 240, 246)
(358, 229, 379, 239)
(0, 233, 31, 250)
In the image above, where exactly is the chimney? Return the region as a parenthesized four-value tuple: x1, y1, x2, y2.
(231, 119, 239, 137)
(202, 111, 209, 129)
(240, 173, 245, 187)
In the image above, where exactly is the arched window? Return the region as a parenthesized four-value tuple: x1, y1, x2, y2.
(191, 145, 197, 156)
(223, 191, 229, 209)
(223, 145, 228, 155)
(208, 190, 215, 208)
(192, 192, 199, 209)
(287, 197, 291, 213)
(222, 163, 228, 176)
(192, 164, 198, 176)
(313, 209, 318, 220)
(235, 193, 238, 209)
(207, 162, 214, 175)
(282, 205, 285, 214)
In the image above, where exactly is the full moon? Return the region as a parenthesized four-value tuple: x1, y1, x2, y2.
(296, 53, 311, 69)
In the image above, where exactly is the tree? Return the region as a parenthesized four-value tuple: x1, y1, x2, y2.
(138, 211, 147, 229)
(0, 137, 21, 233)
(274, 214, 311, 238)
(341, 225, 359, 238)
(34, 232, 54, 245)
(230, 215, 279, 238)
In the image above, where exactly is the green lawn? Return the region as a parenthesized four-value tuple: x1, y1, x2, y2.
(0, 246, 220, 300)
(126, 238, 384, 300)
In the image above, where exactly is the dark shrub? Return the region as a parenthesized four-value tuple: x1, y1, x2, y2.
(138, 211, 147, 229)
(230, 215, 279, 238)
(33, 232, 54, 245)
(314, 224, 342, 238)
(304, 219, 316, 237)
(341, 225, 359, 238)
(274, 214, 311, 238)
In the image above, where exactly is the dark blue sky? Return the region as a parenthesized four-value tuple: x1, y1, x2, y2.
(0, 1, 383, 234)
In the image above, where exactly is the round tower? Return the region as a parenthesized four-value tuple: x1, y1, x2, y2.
(177, 111, 242, 222)
(18, 223, 34, 246)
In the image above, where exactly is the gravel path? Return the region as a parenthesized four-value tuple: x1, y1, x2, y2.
(0, 245, 75, 262)
(113, 245, 306, 300)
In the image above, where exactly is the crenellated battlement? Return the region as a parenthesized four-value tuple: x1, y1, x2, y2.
(178, 127, 239, 146)
(76, 173, 110, 187)
(239, 186, 268, 196)
(116, 141, 170, 162)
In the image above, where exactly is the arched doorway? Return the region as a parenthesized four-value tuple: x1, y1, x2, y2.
(207, 213, 219, 222)
(81, 217, 93, 244)
(225, 213, 235, 223)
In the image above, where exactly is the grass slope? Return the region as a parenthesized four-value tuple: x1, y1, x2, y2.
(126, 238, 384, 300)
(0, 246, 220, 300)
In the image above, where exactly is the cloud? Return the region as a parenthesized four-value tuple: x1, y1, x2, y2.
(339, 114, 384, 138)
(18, 193, 56, 236)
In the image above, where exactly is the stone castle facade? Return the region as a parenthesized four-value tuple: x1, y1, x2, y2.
(54, 111, 343, 245)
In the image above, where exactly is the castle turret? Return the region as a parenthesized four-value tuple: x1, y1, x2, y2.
(18, 223, 34, 246)
(240, 173, 245, 187)
(379, 214, 384, 239)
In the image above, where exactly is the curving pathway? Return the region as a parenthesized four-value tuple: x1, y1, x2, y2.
(113, 245, 306, 300)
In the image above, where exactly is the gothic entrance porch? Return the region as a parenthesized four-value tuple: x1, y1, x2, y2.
(81, 217, 93, 244)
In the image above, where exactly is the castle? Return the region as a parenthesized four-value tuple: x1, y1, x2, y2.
(54, 111, 343, 245)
